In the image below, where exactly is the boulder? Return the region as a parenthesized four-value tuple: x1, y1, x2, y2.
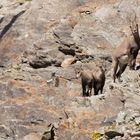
(61, 57, 76, 68)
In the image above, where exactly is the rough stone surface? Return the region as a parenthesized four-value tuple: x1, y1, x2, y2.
(0, 0, 140, 140)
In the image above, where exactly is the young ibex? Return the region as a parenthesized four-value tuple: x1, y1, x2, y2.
(93, 65, 106, 95)
(112, 14, 140, 82)
(75, 64, 105, 96)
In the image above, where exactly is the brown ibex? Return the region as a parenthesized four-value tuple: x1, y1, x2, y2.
(112, 13, 140, 82)
(93, 65, 106, 95)
(75, 64, 105, 96)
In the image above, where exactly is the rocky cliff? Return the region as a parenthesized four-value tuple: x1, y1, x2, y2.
(0, 0, 140, 140)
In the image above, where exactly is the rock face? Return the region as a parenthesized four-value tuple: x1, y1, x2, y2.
(0, 0, 140, 139)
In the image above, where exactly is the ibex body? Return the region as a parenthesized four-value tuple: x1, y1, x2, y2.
(76, 69, 93, 97)
(112, 19, 140, 82)
(75, 65, 105, 96)
(93, 66, 105, 95)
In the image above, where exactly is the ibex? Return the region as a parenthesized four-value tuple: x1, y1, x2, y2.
(93, 65, 106, 95)
(75, 64, 105, 96)
(112, 13, 140, 82)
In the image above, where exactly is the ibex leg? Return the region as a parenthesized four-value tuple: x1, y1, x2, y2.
(112, 58, 119, 83)
(116, 63, 127, 82)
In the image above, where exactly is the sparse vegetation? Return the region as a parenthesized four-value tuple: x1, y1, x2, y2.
(105, 123, 116, 131)
(13, 64, 21, 71)
(91, 131, 102, 140)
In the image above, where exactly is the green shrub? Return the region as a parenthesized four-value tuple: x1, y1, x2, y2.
(13, 64, 21, 71)
(91, 131, 102, 140)
(105, 123, 116, 131)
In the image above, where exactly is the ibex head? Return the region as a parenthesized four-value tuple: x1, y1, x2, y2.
(75, 64, 83, 78)
(128, 10, 140, 43)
